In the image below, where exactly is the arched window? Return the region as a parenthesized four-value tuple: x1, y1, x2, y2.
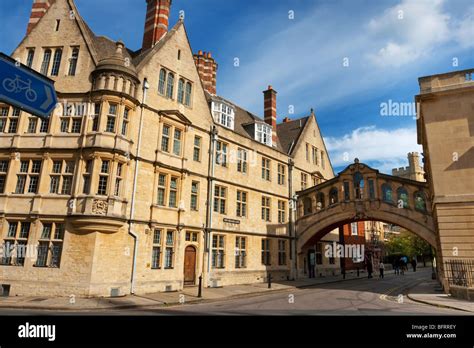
(166, 73, 174, 99)
(316, 192, 325, 210)
(382, 183, 392, 203)
(26, 49, 35, 68)
(397, 187, 409, 208)
(51, 49, 62, 76)
(68, 47, 79, 76)
(158, 69, 166, 95)
(353, 171, 364, 199)
(177, 79, 185, 104)
(303, 197, 312, 215)
(40, 49, 52, 75)
(414, 191, 427, 212)
(185, 82, 192, 106)
(329, 188, 338, 205)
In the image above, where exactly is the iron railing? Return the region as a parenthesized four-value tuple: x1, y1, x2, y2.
(444, 259, 474, 288)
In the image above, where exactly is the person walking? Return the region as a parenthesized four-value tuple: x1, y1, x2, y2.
(367, 258, 373, 279)
(379, 261, 385, 279)
(411, 258, 417, 272)
(394, 259, 399, 275)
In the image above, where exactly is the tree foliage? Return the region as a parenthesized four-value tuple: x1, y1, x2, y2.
(385, 231, 432, 258)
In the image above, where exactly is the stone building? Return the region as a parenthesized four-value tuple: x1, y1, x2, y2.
(0, 0, 335, 296)
(392, 152, 425, 182)
(416, 68, 474, 294)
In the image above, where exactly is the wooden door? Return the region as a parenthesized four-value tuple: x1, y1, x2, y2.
(184, 246, 196, 285)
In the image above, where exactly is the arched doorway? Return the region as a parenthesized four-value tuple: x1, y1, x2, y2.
(183, 245, 197, 285)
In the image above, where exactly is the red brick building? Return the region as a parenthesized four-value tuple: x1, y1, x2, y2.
(342, 222, 365, 270)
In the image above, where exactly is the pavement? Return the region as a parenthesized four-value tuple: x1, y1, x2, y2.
(0, 266, 472, 313)
(407, 280, 474, 313)
(0, 269, 377, 311)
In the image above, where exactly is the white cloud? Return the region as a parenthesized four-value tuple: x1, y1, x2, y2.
(324, 126, 422, 174)
(453, 6, 474, 48)
(367, 0, 451, 67)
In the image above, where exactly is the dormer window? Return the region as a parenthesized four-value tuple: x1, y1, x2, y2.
(212, 101, 234, 130)
(255, 123, 272, 146)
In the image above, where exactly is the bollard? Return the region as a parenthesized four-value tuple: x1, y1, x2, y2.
(357, 268, 360, 277)
(267, 273, 272, 289)
(197, 275, 202, 298)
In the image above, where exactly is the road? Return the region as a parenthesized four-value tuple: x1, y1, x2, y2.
(0, 268, 469, 315)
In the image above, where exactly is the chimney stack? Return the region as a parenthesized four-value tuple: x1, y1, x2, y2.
(142, 0, 172, 50)
(27, 0, 55, 35)
(263, 85, 278, 143)
(193, 51, 218, 94)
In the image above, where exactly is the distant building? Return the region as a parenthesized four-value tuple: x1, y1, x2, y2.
(392, 152, 425, 182)
(342, 222, 365, 271)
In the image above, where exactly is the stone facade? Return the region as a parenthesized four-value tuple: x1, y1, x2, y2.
(392, 152, 425, 182)
(416, 69, 474, 292)
(0, 0, 335, 296)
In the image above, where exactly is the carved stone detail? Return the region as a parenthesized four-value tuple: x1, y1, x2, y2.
(92, 199, 108, 215)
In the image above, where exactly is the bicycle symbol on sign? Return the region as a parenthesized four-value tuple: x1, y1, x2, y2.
(2, 75, 38, 102)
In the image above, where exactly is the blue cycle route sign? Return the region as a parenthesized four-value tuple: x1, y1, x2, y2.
(0, 52, 57, 118)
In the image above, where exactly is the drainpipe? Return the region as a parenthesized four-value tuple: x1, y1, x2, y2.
(128, 77, 149, 294)
(288, 158, 297, 280)
(204, 126, 218, 287)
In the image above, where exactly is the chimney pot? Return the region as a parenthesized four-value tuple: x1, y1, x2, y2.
(27, 0, 56, 35)
(263, 86, 278, 144)
(194, 49, 218, 94)
(142, 0, 172, 50)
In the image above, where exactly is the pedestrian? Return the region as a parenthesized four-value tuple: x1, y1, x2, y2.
(367, 259, 373, 279)
(411, 258, 417, 272)
(394, 259, 399, 275)
(379, 261, 385, 279)
(400, 257, 405, 275)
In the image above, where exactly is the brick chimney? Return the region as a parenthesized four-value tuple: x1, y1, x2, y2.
(193, 51, 218, 94)
(263, 85, 278, 143)
(142, 0, 172, 50)
(27, 0, 56, 35)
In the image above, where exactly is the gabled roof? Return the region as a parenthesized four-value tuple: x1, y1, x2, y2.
(276, 117, 310, 155)
(133, 21, 184, 70)
(17, 0, 182, 75)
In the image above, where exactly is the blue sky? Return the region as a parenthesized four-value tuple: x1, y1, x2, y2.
(1, 0, 473, 173)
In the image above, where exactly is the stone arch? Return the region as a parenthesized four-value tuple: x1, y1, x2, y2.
(381, 183, 393, 203)
(316, 192, 325, 210)
(414, 191, 427, 212)
(397, 186, 409, 208)
(297, 204, 437, 252)
(329, 187, 338, 205)
(303, 197, 312, 215)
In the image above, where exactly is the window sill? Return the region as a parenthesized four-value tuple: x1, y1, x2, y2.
(153, 205, 179, 211)
(10, 193, 40, 197)
(178, 102, 192, 109)
(33, 265, 60, 269)
(156, 150, 183, 160)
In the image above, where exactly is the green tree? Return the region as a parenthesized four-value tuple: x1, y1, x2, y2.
(385, 231, 431, 264)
